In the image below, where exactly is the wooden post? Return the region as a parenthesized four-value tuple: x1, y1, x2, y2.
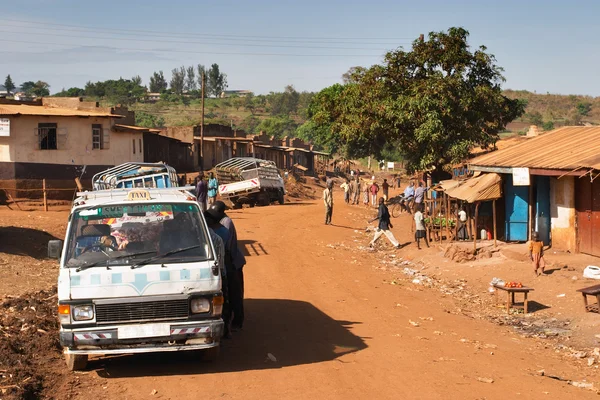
(493, 199, 497, 247)
(473, 202, 480, 253)
(445, 192, 450, 242)
(43, 179, 48, 212)
(200, 71, 205, 170)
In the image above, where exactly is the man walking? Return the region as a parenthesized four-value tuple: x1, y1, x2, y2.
(369, 197, 400, 248)
(323, 179, 334, 225)
(207, 172, 219, 206)
(209, 201, 246, 330)
(195, 174, 208, 211)
(414, 181, 429, 212)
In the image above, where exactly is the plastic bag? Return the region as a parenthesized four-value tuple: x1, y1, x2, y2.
(583, 266, 600, 280)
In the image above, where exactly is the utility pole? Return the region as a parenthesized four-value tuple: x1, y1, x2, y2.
(200, 71, 205, 171)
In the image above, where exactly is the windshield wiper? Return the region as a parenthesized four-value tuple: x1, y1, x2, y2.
(74, 250, 157, 272)
(130, 245, 202, 270)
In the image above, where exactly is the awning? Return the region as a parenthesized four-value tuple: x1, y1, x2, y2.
(432, 179, 460, 192)
(293, 163, 308, 171)
(444, 173, 502, 203)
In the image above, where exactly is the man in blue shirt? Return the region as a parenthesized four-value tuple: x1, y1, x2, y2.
(207, 172, 219, 206)
(414, 181, 429, 212)
(401, 181, 415, 213)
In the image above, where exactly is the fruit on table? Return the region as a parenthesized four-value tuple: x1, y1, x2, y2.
(504, 282, 523, 288)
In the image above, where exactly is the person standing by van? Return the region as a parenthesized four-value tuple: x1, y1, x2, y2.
(208, 172, 219, 205)
(195, 174, 208, 211)
(209, 201, 247, 330)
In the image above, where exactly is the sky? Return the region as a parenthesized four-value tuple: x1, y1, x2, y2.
(1, 0, 599, 96)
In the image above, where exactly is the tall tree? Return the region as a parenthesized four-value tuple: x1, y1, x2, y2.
(20, 81, 36, 94)
(310, 27, 524, 172)
(206, 63, 227, 97)
(269, 85, 300, 115)
(131, 75, 142, 86)
(149, 71, 168, 93)
(196, 64, 206, 96)
(31, 81, 50, 97)
(4, 75, 15, 94)
(185, 66, 196, 91)
(170, 66, 186, 95)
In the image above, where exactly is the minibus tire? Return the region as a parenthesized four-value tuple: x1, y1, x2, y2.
(65, 353, 88, 371)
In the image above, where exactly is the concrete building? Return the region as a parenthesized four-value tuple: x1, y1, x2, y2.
(0, 98, 143, 193)
(219, 90, 253, 98)
(469, 126, 600, 256)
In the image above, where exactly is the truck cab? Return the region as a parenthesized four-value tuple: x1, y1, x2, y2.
(50, 187, 224, 370)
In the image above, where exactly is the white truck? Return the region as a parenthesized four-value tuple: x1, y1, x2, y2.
(215, 157, 285, 208)
(49, 187, 224, 370)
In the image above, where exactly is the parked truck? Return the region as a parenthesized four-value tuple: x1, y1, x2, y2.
(92, 162, 180, 190)
(215, 157, 285, 208)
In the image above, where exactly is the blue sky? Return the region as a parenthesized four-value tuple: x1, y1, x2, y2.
(1, 0, 599, 95)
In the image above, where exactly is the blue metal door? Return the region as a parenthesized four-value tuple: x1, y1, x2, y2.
(535, 176, 551, 245)
(504, 174, 529, 241)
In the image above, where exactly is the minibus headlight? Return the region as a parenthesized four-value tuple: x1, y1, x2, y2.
(72, 305, 94, 321)
(190, 298, 211, 314)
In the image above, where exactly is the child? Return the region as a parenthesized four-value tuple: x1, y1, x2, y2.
(414, 207, 429, 249)
(528, 232, 545, 276)
(340, 179, 350, 204)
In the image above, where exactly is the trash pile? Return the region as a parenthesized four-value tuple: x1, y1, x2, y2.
(0, 287, 66, 400)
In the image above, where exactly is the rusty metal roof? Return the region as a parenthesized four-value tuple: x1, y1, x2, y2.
(0, 104, 119, 118)
(113, 124, 161, 134)
(470, 126, 600, 171)
(445, 173, 502, 203)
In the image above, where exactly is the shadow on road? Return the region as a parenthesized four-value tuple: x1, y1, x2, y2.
(92, 299, 367, 378)
(239, 239, 268, 256)
(0, 226, 59, 259)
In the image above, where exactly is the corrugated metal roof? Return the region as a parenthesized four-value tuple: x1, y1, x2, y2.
(113, 124, 161, 134)
(470, 126, 600, 171)
(445, 173, 502, 203)
(0, 104, 118, 118)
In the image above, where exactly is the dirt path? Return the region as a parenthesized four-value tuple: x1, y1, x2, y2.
(53, 191, 597, 400)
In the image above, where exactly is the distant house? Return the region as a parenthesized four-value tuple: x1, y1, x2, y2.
(219, 90, 253, 98)
(0, 98, 145, 194)
(144, 92, 162, 103)
(13, 92, 34, 101)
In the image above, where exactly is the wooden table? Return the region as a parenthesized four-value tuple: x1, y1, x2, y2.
(494, 285, 534, 313)
(576, 284, 600, 313)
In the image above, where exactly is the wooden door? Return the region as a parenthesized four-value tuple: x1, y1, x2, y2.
(592, 180, 600, 256)
(576, 179, 593, 255)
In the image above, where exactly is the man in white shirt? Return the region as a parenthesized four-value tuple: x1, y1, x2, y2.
(457, 206, 469, 240)
(414, 209, 429, 249)
(323, 180, 334, 225)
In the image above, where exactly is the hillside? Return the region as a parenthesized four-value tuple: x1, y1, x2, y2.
(503, 89, 600, 132)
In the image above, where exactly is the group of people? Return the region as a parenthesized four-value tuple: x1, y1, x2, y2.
(204, 200, 246, 337)
(195, 172, 219, 211)
(323, 175, 433, 250)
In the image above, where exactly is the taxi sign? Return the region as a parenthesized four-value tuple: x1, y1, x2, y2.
(127, 189, 151, 201)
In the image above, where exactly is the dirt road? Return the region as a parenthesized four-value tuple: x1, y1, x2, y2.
(39, 191, 593, 400)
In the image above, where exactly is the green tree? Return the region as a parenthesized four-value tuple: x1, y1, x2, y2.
(310, 27, 524, 172)
(20, 81, 36, 94)
(132, 75, 142, 86)
(185, 66, 196, 92)
(207, 63, 227, 97)
(542, 120, 555, 131)
(269, 85, 300, 115)
(238, 115, 260, 133)
(54, 87, 85, 97)
(526, 111, 543, 126)
(170, 67, 186, 95)
(31, 81, 50, 97)
(4, 75, 15, 94)
(196, 64, 206, 95)
(135, 111, 165, 128)
(577, 102, 592, 116)
(84, 78, 145, 104)
(244, 92, 256, 114)
(256, 115, 298, 138)
(149, 71, 168, 93)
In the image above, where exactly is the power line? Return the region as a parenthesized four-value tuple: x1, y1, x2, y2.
(0, 38, 386, 58)
(0, 18, 416, 42)
(0, 29, 405, 51)
(0, 21, 409, 46)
